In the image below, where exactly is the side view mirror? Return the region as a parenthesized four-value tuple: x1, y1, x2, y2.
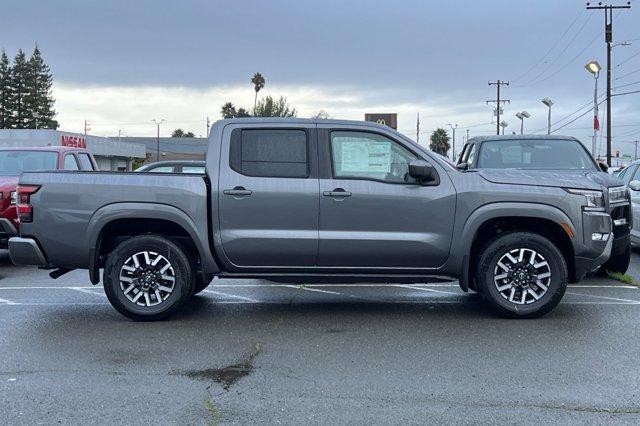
(629, 180, 640, 192)
(598, 161, 609, 173)
(456, 163, 469, 171)
(409, 160, 436, 182)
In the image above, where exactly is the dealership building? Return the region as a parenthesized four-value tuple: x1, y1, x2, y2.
(0, 129, 146, 171)
(118, 137, 208, 163)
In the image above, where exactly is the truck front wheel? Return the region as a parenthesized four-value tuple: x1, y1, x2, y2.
(476, 232, 568, 318)
(103, 235, 195, 321)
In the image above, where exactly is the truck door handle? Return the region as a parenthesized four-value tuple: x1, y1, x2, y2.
(223, 186, 253, 197)
(323, 188, 351, 198)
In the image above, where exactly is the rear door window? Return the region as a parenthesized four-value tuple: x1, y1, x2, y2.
(230, 129, 308, 178)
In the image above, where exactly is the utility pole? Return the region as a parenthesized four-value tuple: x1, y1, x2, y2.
(83, 120, 90, 135)
(206, 116, 211, 138)
(487, 80, 510, 135)
(635, 140, 638, 161)
(466, 129, 470, 142)
(586, 1, 632, 166)
(152, 119, 166, 162)
(447, 123, 458, 161)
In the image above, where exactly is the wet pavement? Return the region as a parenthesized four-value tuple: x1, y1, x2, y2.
(1, 249, 640, 424)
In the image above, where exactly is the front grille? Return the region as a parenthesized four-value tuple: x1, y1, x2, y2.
(611, 204, 631, 238)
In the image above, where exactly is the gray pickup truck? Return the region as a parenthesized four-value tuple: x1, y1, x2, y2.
(9, 118, 625, 320)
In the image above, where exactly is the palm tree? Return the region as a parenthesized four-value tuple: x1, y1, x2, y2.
(221, 102, 237, 119)
(429, 128, 451, 156)
(251, 72, 265, 114)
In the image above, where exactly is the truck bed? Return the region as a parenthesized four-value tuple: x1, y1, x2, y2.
(17, 171, 210, 269)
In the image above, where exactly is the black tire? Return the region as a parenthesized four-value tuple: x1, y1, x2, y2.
(476, 232, 568, 319)
(103, 235, 194, 321)
(597, 246, 631, 275)
(192, 275, 211, 296)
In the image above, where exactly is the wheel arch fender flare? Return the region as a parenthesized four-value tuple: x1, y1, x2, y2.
(86, 202, 219, 284)
(453, 202, 576, 291)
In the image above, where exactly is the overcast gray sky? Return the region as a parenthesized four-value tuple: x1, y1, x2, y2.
(1, 0, 639, 156)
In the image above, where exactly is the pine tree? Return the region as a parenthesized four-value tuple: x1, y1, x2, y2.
(0, 50, 11, 129)
(9, 49, 30, 129)
(25, 45, 58, 129)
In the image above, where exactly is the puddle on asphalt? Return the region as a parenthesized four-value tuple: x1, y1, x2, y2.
(178, 343, 262, 391)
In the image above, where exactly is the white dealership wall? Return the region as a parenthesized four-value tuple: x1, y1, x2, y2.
(0, 129, 146, 171)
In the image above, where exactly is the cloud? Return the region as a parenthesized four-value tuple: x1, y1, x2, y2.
(53, 82, 500, 140)
(52, 82, 640, 158)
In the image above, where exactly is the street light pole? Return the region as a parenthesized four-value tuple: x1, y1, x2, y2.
(152, 119, 166, 162)
(585, 60, 602, 158)
(447, 123, 458, 161)
(515, 111, 531, 135)
(541, 98, 553, 134)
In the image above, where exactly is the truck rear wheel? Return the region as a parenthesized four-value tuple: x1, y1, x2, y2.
(103, 235, 194, 321)
(476, 232, 567, 318)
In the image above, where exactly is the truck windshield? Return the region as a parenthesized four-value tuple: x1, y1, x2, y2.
(0, 151, 58, 174)
(477, 139, 597, 170)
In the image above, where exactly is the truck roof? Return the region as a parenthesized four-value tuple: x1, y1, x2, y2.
(467, 134, 580, 144)
(214, 117, 396, 131)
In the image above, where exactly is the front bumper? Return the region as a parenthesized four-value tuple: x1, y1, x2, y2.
(8, 237, 48, 266)
(574, 211, 613, 280)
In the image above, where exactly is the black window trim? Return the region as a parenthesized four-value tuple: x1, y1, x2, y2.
(229, 127, 311, 179)
(327, 129, 439, 186)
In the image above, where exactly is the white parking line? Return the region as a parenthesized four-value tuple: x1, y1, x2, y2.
(393, 284, 461, 295)
(282, 285, 343, 295)
(69, 287, 106, 298)
(566, 291, 640, 305)
(0, 296, 17, 305)
(202, 289, 259, 302)
(0, 283, 637, 290)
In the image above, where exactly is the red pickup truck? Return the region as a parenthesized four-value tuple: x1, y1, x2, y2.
(0, 146, 98, 248)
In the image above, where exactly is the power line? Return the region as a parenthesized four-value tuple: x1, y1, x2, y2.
(614, 80, 640, 89)
(612, 89, 640, 96)
(517, 13, 594, 86)
(511, 10, 586, 83)
(551, 98, 606, 133)
(615, 67, 640, 80)
(615, 48, 640, 68)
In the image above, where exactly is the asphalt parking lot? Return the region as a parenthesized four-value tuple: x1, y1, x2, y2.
(2, 250, 640, 424)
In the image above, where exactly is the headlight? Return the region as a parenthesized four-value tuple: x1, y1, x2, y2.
(608, 186, 628, 205)
(564, 188, 605, 211)
(10, 191, 16, 205)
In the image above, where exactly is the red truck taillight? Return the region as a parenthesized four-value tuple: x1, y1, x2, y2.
(16, 185, 41, 223)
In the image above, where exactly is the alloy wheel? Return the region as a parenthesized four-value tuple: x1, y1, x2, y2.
(493, 248, 551, 305)
(118, 251, 176, 307)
